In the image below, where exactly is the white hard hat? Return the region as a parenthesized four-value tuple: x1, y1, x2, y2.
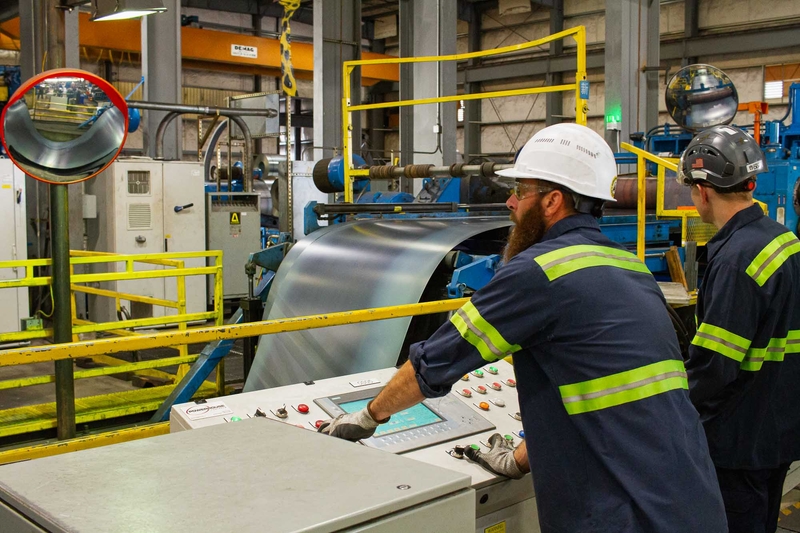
(496, 123, 618, 202)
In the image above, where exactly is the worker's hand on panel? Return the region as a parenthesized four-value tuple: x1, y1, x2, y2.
(464, 432, 525, 479)
(317, 408, 380, 441)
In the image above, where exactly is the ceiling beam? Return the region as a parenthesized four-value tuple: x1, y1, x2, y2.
(457, 25, 800, 84)
(181, 0, 314, 25)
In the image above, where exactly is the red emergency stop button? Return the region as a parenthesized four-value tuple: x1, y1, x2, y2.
(296, 404, 309, 414)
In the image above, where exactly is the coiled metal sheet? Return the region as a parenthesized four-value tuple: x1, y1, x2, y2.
(244, 217, 512, 391)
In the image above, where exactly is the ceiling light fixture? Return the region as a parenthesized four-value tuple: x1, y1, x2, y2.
(91, 0, 167, 22)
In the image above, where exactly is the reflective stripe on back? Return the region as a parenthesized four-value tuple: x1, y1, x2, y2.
(534, 245, 651, 282)
(450, 301, 521, 363)
(746, 231, 800, 287)
(558, 359, 688, 415)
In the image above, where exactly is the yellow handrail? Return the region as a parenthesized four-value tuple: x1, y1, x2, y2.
(341, 26, 589, 203)
(0, 298, 470, 367)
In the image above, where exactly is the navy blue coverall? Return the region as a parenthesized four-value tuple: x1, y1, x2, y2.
(409, 214, 727, 533)
(686, 203, 800, 531)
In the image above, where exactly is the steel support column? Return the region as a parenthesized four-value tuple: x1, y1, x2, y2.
(463, 4, 482, 165)
(398, 0, 414, 180)
(143, 3, 182, 159)
(604, 0, 659, 153)
(546, 0, 564, 126)
(684, 0, 699, 65)
(312, 0, 361, 161)
(399, 0, 457, 195)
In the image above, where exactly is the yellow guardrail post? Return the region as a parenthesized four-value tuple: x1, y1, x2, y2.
(574, 26, 588, 125)
(214, 251, 225, 394)
(636, 153, 647, 261)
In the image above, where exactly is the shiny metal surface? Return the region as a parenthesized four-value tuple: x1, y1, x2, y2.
(4, 100, 125, 182)
(665, 64, 738, 132)
(244, 217, 512, 391)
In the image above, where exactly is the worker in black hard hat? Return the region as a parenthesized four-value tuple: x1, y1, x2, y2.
(679, 124, 800, 533)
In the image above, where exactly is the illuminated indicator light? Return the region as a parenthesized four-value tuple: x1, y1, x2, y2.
(478, 402, 490, 411)
(297, 404, 309, 414)
(314, 420, 324, 428)
(487, 366, 498, 374)
(504, 434, 513, 442)
(505, 378, 516, 387)
(473, 369, 484, 377)
(461, 375, 469, 381)
(490, 382, 502, 390)
(470, 444, 481, 451)
(230, 416, 242, 422)
(460, 389, 472, 397)
(476, 386, 487, 394)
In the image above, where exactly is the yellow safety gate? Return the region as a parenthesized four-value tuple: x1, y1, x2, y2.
(341, 26, 589, 203)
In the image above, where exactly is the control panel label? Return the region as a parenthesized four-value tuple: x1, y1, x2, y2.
(485, 522, 506, 533)
(230, 212, 240, 225)
(183, 400, 233, 420)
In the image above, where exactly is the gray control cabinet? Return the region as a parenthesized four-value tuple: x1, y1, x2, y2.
(206, 192, 261, 302)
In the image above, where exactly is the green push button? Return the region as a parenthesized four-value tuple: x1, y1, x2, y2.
(504, 434, 514, 441)
(470, 444, 481, 451)
(473, 370, 484, 377)
(230, 416, 242, 422)
(488, 366, 498, 373)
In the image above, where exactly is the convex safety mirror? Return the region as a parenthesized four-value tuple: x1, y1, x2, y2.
(0, 68, 129, 184)
(665, 64, 738, 133)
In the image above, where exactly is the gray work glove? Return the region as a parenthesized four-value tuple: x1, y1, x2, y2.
(317, 408, 381, 442)
(464, 433, 525, 479)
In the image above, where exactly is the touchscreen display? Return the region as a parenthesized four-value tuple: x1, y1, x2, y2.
(338, 398, 443, 437)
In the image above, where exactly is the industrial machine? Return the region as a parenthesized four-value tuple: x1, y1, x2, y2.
(172, 359, 537, 533)
(0, 158, 28, 336)
(0, 418, 474, 533)
(86, 158, 207, 323)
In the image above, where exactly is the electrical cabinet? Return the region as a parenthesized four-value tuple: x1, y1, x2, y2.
(0, 159, 28, 336)
(86, 159, 207, 324)
(206, 191, 260, 302)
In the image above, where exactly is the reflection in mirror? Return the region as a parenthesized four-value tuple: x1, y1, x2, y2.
(2, 74, 127, 184)
(665, 64, 739, 133)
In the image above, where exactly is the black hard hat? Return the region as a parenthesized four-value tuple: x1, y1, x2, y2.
(678, 125, 767, 189)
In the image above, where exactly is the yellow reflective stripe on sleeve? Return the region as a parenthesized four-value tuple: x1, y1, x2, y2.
(449, 301, 521, 363)
(741, 337, 787, 371)
(534, 245, 651, 282)
(559, 360, 688, 415)
(691, 323, 751, 363)
(746, 231, 800, 287)
(787, 330, 800, 354)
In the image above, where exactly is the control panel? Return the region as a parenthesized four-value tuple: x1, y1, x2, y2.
(171, 360, 526, 489)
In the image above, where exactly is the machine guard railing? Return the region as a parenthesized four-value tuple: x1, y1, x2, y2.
(0, 251, 224, 438)
(341, 26, 589, 203)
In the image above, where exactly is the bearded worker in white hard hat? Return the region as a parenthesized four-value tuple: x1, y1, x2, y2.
(318, 123, 726, 533)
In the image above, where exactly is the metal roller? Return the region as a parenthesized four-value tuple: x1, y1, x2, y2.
(244, 217, 512, 391)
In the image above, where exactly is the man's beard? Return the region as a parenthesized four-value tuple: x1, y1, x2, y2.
(502, 200, 547, 263)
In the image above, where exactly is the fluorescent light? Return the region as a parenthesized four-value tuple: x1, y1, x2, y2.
(765, 81, 784, 100)
(91, 0, 167, 22)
